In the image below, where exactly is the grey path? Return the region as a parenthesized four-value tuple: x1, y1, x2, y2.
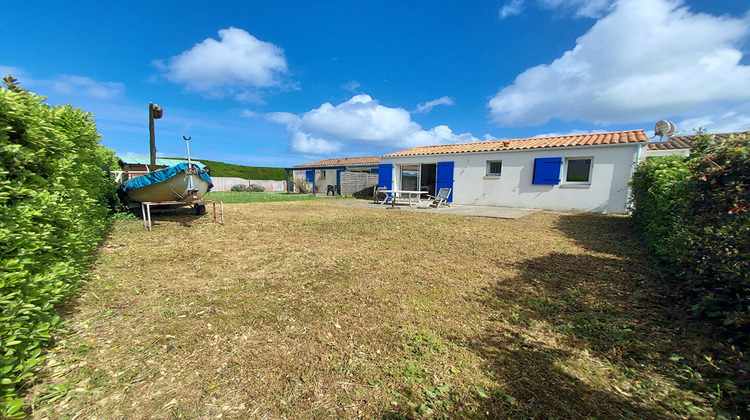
(338, 200, 540, 219)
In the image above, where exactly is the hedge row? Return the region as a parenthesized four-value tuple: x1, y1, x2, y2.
(631, 133, 749, 413)
(0, 86, 118, 417)
(631, 133, 749, 341)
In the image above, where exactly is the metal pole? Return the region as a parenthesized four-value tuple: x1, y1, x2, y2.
(149, 103, 156, 172)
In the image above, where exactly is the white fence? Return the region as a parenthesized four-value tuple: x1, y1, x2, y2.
(210, 177, 287, 192)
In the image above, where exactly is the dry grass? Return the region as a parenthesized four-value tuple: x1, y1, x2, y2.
(28, 200, 719, 418)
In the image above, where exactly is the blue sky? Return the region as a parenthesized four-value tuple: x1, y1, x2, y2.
(3, 0, 749, 167)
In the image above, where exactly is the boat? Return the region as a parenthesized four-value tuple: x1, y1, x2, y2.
(118, 161, 213, 203)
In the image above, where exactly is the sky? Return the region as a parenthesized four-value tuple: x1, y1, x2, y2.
(2, 0, 749, 168)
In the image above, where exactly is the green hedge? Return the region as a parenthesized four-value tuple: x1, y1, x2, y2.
(631, 133, 749, 340)
(179, 158, 287, 180)
(631, 133, 749, 413)
(0, 86, 118, 417)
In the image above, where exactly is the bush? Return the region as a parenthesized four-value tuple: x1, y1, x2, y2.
(352, 185, 377, 199)
(631, 132, 749, 339)
(230, 183, 265, 193)
(630, 132, 750, 413)
(629, 156, 691, 261)
(293, 178, 311, 194)
(0, 83, 118, 416)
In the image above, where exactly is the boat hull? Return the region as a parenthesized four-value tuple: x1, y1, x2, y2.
(126, 172, 210, 202)
(119, 162, 213, 203)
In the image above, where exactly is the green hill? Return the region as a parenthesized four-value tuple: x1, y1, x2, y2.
(169, 158, 288, 180)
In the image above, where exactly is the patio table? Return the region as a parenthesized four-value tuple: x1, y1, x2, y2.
(375, 189, 428, 208)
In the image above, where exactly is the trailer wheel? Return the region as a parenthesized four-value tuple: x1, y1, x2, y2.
(195, 204, 207, 215)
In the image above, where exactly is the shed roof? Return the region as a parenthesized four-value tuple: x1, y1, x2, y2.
(647, 131, 748, 150)
(118, 156, 206, 168)
(383, 130, 648, 157)
(294, 156, 381, 168)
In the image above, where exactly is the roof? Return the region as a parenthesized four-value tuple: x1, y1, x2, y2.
(118, 156, 206, 168)
(294, 156, 381, 168)
(647, 131, 748, 150)
(383, 130, 648, 157)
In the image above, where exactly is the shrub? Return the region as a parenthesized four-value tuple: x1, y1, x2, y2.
(231, 184, 250, 192)
(631, 132, 749, 339)
(230, 184, 265, 193)
(629, 156, 691, 262)
(0, 82, 118, 416)
(680, 134, 749, 335)
(630, 132, 750, 414)
(293, 177, 311, 194)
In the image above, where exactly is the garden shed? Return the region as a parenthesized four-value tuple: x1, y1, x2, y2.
(378, 130, 650, 213)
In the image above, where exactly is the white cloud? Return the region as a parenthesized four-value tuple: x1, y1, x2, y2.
(342, 80, 361, 92)
(538, 0, 614, 18)
(413, 96, 455, 114)
(533, 128, 606, 137)
(0, 65, 25, 80)
(265, 111, 301, 127)
(267, 94, 481, 155)
(500, 0, 525, 19)
(301, 95, 421, 143)
(0, 66, 125, 101)
(676, 103, 750, 134)
(488, 0, 750, 127)
(51, 75, 125, 100)
(240, 110, 260, 118)
(500, 0, 615, 19)
(154, 27, 289, 100)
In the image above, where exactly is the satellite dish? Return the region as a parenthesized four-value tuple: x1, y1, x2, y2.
(654, 120, 676, 139)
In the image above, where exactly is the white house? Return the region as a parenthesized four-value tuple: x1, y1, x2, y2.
(378, 130, 650, 214)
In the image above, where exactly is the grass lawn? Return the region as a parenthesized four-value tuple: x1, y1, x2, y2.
(204, 190, 323, 203)
(28, 200, 732, 418)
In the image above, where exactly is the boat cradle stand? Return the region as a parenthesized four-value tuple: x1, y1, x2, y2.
(140, 200, 224, 231)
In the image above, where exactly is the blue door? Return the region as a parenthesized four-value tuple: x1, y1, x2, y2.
(435, 161, 454, 202)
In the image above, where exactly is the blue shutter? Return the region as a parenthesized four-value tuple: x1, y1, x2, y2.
(378, 164, 393, 189)
(436, 161, 454, 202)
(336, 169, 343, 185)
(305, 170, 314, 182)
(532, 157, 562, 185)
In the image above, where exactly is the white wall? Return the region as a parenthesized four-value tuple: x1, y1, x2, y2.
(645, 148, 690, 158)
(382, 143, 647, 213)
(210, 177, 287, 192)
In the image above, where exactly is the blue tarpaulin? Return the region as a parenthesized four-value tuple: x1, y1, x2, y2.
(119, 162, 213, 194)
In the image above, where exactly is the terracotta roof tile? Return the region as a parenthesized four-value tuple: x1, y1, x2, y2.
(384, 130, 649, 157)
(295, 156, 381, 167)
(647, 131, 748, 150)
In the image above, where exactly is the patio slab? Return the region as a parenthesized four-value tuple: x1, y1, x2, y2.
(339, 201, 540, 219)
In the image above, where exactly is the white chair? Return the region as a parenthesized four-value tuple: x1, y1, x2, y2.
(418, 188, 451, 208)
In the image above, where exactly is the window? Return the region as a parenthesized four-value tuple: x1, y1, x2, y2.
(401, 165, 420, 191)
(565, 158, 592, 184)
(486, 160, 502, 177)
